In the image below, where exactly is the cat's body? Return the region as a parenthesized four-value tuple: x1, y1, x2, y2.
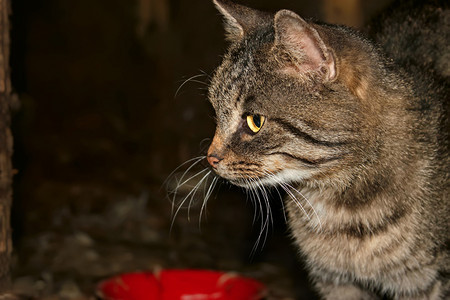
(203, 0, 449, 299)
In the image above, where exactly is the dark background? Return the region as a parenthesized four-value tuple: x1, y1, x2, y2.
(9, 0, 392, 298)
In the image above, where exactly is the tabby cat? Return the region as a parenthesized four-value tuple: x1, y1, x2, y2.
(195, 0, 449, 299)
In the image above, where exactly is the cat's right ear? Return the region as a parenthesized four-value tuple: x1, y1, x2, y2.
(213, 0, 271, 43)
(273, 10, 337, 82)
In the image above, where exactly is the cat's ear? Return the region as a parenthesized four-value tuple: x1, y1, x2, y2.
(273, 10, 336, 81)
(213, 0, 271, 42)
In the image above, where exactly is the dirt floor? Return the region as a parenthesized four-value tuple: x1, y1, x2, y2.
(11, 169, 316, 299)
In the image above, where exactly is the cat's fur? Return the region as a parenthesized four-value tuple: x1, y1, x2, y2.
(204, 0, 449, 299)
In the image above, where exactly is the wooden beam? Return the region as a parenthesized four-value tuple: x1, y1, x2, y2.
(0, 0, 12, 293)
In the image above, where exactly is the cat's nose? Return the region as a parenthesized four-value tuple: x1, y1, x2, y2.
(207, 133, 225, 168)
(207, 154, 222, 168)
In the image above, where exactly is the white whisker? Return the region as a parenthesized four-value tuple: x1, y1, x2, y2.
(175, 74, 208, 98)
(246, 176, 272, 255)
(245, 178, 259, 226)
(164, 155, 206, 191)
(199, 176, 219, 226)
(284, 182, 323, 231)
(164, 156, 207, 221)
(262, 169, 322, 230)
(270, 176, 288, 222)
(186, 171, 212, 221)
(170, 167, 209, 216)
(174, 157, 207, 187)
(170, 170, 211, 232)
(262, 170, 313, 223)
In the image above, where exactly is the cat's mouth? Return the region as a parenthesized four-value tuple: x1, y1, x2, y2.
(208, 154, 311, 188)
(209, 159, 270, 187)
(212, 169, 270, 188)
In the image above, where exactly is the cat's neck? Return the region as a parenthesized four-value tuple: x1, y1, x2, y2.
(295, 128, 430, 233)
(306, 24, 431, 205)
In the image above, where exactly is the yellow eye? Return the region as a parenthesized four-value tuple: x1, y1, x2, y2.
(246, 115, 265, 133)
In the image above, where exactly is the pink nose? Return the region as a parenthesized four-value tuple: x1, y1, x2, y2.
(207, 155, 222, 168)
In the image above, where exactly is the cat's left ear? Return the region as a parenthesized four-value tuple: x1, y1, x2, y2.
(273, 10, 336, 81)
(213, 0, 271, 43)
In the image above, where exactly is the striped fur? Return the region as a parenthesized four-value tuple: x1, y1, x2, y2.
(205, 0, 449, 299)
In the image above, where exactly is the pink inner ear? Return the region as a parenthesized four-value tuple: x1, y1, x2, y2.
(284, 24, 327, 72)
(297, 30, 325, 69)
(275, 11, 335, 80)
(279, 27, 326, 75)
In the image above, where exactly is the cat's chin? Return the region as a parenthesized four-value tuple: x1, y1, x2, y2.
(226, 169, 310, 189)
(227, 179, 252, 188)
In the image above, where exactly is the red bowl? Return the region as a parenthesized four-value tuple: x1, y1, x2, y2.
(96, 269, 267, 300)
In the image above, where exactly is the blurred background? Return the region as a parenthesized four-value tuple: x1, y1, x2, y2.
(9, 0, 392, 298)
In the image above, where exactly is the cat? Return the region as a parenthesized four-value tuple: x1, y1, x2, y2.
(189, 0, 449, 299)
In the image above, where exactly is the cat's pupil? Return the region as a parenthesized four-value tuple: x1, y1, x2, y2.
(253, 115, 261, 128)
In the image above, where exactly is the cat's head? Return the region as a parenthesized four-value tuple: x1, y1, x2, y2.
(207, 0, 378, 188)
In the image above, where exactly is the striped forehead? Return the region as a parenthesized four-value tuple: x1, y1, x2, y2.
(208, 26, 274, 111)
(210, 49, 256, 105)
(210, 80, 244, 134)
